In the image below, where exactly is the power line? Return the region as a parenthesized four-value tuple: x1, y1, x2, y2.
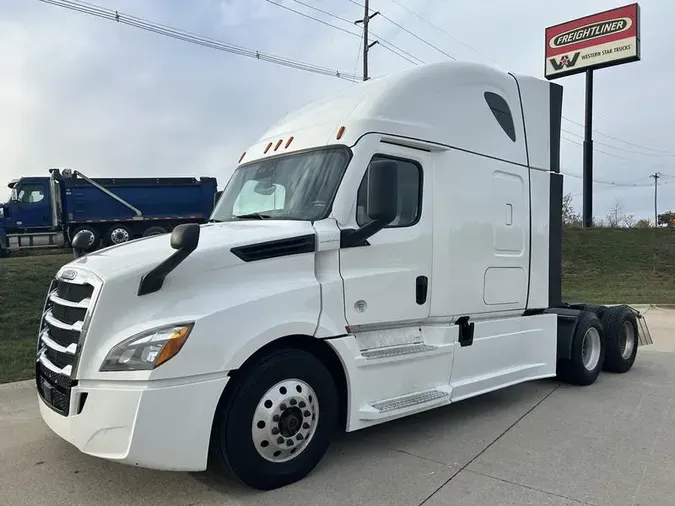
(561, 170, 657, 187)
(266, 0, 360, 39)
(38, 0, 361, 81)
(346, 0, 456, 61)
(266, 0, 421, 66)
(562, 116, 675, 155)
(562, 128, 675, 157)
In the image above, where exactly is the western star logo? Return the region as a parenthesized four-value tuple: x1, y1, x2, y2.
(549, 17, 633, 48)
(549, 52, 580, 71)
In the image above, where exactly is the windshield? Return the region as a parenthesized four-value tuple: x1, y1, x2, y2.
(211, 146, 351, 222)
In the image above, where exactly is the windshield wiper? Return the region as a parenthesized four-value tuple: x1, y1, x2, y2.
(234, 212, 273, 220)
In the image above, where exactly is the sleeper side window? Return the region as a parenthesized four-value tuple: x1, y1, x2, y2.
(356, 154, 422, 228)
(484, 91, 516, 142)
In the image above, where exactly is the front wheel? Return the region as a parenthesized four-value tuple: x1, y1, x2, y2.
(209, 349, 338, 490)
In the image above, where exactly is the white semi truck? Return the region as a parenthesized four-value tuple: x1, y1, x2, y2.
(36, 61, 651, 490)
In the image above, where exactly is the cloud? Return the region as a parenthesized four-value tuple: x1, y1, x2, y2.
(1, 0, 674, 219)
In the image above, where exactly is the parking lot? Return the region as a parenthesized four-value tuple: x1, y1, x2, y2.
(1, 305, 673, 505)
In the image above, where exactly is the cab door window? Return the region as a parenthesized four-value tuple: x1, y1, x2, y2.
(16, 184, 45, 204)
(356, 155, 423, 227)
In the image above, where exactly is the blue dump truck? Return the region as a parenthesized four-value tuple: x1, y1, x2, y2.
(0, 168, 219, 256)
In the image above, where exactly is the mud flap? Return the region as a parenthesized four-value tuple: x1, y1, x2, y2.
(627, 306, 654, 346)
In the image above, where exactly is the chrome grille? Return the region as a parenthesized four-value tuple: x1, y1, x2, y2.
(36, 268, 102, 416)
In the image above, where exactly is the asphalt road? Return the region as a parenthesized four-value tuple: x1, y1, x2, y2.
(2, 306, 674, 506)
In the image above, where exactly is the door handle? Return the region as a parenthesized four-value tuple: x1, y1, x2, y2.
(415, 275, 428, 305)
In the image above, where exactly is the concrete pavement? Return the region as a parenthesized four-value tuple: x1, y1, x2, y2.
(2, 308, 674, 505)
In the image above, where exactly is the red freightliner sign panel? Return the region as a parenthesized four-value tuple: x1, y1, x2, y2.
(545, 3, 640, 80)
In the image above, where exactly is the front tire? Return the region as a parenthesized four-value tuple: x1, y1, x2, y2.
(209, 349, 338, 490)
(557, 310, 606, 386)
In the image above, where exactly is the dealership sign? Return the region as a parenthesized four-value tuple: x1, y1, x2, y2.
(545, 3, 640, 79)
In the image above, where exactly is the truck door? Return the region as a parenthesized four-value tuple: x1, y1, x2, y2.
(339, 144, 433, 328)
(6, 181, 51, 229)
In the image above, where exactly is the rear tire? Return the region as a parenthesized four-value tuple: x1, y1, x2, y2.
(105, 224, 133, 246)
(601, 305, 639, 373)
(557, 310, 606, 386)
(209, 348, 338, 490)
(70, 225, 100, 251)
(142, 226, 168, 237)
(581, 304, 609, 319)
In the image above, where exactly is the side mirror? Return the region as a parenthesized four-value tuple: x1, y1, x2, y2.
(341, 160, 399, 248)
(170, 223, 200, 253)
(72, 230, 93, 259)
(367, 160, 398, 225)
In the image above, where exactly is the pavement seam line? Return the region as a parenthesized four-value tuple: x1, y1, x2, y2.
(464, 469, 597, 505)
(416, 382, 561, 506)
(392, 448, 454, 468)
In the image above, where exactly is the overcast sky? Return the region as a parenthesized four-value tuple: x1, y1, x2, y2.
(2, 0, 674, 221)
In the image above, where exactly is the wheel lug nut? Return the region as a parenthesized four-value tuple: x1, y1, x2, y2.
(296, 433, 304, 441)
(277, 437, 284, 444)
(290, 399, 297, 405)
(272, 427, 279, 435)
(273, 414, 280, 422)
(303, 422, 310, 429)
(303, 410, 310, 417)
(287, 439, 294, 446)
(299, 401, 306, 408)
(280, 403, 287, 411)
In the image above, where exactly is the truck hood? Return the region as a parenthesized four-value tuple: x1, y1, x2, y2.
(63, 220, 317, 282)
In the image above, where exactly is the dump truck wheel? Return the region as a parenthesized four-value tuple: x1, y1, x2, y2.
(601, 305, 639, 373)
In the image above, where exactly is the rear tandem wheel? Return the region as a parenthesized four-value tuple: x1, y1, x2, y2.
(557, 310, 606, 386)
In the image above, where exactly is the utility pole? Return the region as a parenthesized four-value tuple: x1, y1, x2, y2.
(354, 0, 379, 81)
(651, 172, 661, 227)
(582, 69, 594, 228)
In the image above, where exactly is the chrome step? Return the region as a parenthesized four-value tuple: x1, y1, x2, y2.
(355, 342, 451, 367)
(359, 388, 450, 420)
(361, 343, 436, 360)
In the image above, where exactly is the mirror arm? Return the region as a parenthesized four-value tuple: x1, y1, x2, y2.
(137, 248, 192, 296)
(138, 223, 200, 296)
(340, 218, 390, 248)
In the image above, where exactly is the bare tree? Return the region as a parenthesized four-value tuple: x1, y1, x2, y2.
(562, 193, 582, 227)
(622, 213, 637, 228)
(606, 198, 625, 228)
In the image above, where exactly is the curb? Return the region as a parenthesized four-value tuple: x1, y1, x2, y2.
(0, 379, 34, 391)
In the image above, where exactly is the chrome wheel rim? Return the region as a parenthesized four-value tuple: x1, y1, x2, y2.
(581, 327, 602, 371)
(110, 228, 130, 244)
(620, 321, 636, 360)
(251, 379, 319, 463)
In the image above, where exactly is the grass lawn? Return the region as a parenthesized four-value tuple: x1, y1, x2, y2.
(1, 228, 674, 383)
(0, 254, 72, 383)
(562, 228, 675, 304)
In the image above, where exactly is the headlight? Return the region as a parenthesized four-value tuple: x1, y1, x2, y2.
(100, 323, 194, 372)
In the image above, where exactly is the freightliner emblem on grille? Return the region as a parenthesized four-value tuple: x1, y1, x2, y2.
(60, 269, 77, 281)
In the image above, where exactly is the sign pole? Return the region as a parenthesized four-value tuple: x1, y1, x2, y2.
(582, 68, 594, 228)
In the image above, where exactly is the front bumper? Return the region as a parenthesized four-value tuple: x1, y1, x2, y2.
(37, 374, 229, 471)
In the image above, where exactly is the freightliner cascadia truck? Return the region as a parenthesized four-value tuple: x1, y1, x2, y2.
(35, 61, 651, 491)
(0, 168, 218, 256)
